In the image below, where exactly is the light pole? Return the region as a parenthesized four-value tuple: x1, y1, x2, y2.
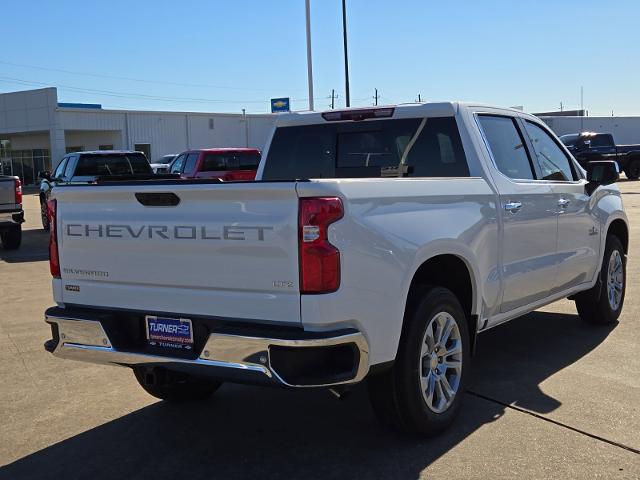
(305, 0, 314, 111)
(342, 0, 351, 107)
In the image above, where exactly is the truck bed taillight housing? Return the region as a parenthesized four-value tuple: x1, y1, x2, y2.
(299, 197, 343, 294)
(48, 199, 60, 278)
(14, 178, 22, 206)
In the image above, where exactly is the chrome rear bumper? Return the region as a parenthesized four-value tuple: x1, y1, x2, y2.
(45, 308, 370, 388)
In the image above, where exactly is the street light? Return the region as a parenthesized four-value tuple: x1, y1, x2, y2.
(305, 0, 314, 111)
(342, 0, 350, 107)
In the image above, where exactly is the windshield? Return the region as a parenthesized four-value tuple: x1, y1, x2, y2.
(74, 153, 152, 176)
(560, 134, 579, 147)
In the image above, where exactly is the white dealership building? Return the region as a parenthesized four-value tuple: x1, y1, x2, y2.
(3, 87, 640, 186)
(0, 87, 276, 185)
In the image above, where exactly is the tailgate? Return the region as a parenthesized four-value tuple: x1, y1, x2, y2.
(54, 182, 301, 324)
(0, 178, 16, 210)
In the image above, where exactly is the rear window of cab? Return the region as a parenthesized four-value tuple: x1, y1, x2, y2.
(262, 117, 469, 180)
(74, 153, 151, 176)
(202, 152, 261, 172)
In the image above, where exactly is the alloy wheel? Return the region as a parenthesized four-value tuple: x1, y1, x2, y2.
(607, 249, 623, 311)
(419, 311, 463, 413)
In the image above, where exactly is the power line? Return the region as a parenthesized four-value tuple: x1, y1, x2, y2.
(0, 59, 300, 93)
(0, 76, 325, 105)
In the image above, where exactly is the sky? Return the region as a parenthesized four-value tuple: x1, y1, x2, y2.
(1, 0, 639, 116)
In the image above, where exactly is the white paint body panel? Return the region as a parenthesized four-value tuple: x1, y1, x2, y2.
(51, 103, 629, 366)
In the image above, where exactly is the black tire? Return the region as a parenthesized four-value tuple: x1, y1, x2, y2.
(624, 158, 640, 180)
(368, 286, 470, 436)
(133, 367, 222, 402)
(40, 199, 50, 231)
(575, 235, 626, 325)
(1, 226, 22, 250)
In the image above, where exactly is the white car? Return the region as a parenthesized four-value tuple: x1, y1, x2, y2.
(44, 102, 628, 435)
(150, 154, 177, 174)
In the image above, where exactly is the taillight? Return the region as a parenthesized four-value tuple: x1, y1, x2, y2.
(299, 197, 343, 294)
(14, 178, 22, 205)
(48, 199, 60, 278)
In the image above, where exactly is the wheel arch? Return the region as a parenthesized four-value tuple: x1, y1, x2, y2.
(607, 218, 629, 254)
(403, 252, 480, 355)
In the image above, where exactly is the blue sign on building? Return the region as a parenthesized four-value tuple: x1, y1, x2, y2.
(271, 97, 290, 113)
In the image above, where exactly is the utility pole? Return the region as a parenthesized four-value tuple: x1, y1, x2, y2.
(580, 86, 584, 132)
(342, 0, 350, 107)
(242, 109, 248, 147)
(560, 101, 563, 112)
(373, 88, 379, 106)
(329, 89, 337, 109)
(305, 0, 314, 111)
(417, 94, 422, 102)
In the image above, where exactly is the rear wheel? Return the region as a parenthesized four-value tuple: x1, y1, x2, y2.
(368, 286, 470, 436)
(40, 199, 50, 231)
(624, 158, 640, 180)
(575, 234, 625, 325)
(133, 367, 222, 402)
(1, 226, 22, 250)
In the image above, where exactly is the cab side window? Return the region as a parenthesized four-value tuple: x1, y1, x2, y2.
(170, 154, 186, 173)
(477, 115, 535, 180)
(591, 134, 614, 148)
(183, 153, 199, 174)
(53, 158, 68, 179)
(524, 121, 576, 181)
(64, 155, 77, 179)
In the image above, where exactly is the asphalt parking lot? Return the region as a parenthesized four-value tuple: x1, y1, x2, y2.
(0, 187, 638, 480)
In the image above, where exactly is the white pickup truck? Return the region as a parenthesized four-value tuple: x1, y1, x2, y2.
(44, 103, 628, 435)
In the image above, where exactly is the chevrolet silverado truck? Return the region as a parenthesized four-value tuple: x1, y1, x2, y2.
(560, 132, 640, 179)
(0, 175, 23, 249)
(43, 103, 628, 436)
(39, 150, 153, 230)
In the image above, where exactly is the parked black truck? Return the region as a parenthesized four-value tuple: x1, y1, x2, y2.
(39, 150, 153, 230)
(0, 175, 23, 249)
(560, 132, 640, 179)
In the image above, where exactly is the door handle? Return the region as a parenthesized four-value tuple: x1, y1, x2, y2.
(504, 201, 522, 213)
(557, 198, 571, 208)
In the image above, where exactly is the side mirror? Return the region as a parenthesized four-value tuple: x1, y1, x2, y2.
(39, 170, 51, 181)
(586, 161, 619, 194)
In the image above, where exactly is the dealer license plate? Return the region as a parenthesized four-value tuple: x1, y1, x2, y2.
(145, 316, 194, 350)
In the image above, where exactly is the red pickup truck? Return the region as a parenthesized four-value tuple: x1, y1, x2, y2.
(168, 148, 261, 181)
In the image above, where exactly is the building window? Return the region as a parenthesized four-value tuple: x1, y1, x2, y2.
(66, 146, 83, 153)
(134, 143, 151, 160)
(99, 144, 114, 150)
(33, 149, 51, 178)
(209, 118, 215, 129)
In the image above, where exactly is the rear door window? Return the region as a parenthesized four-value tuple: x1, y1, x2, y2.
(523, 121, 576, 181)
(262, 117, 469, 180)
(477, 115, 535, 180)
